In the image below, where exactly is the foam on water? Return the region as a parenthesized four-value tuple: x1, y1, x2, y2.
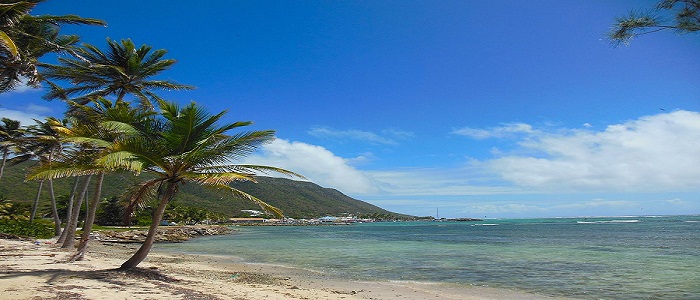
(576, 219, 640, 224)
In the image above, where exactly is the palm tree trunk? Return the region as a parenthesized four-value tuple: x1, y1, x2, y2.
(61, 175, 91, 249)
(84, 190, 89, 223)
(71, 172, 104, 261)
(0, 148, 8, 178)
(48, 178, 61, 237)
(29, 180, 45, 222)
(57, 177, 81, 244)
(44, 148, 61, 236)
(119, 181, 177, 269)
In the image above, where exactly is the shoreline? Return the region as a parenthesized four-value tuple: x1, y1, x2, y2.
(0, 238, 573, 299)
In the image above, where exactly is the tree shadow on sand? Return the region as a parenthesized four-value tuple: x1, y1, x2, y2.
(0, 267, 225, 300)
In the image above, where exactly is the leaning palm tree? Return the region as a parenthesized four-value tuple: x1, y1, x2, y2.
(97, 100, 300, 269)
(41, 38, 193, 108)
(0, 0, 105, 93)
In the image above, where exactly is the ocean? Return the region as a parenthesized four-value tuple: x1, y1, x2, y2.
(155, 215, 700, 299)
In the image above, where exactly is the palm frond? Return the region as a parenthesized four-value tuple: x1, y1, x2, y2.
(0, 30, 18, 57)
(100, 120, 140, 135)
(187, 172, 256, 186)
(62, 136, 112, 148)
(24, 15, 106, 26)
(141, 80, 194, 90)
(26, 164, 100, 181)
(123, 178, 165, 224)
(226, 165, 305, 179)
(221, 185, 284, 218)
(96, 150, 143, 173)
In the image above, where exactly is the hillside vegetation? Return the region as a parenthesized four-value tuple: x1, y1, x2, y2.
(0, 162, 406, 219)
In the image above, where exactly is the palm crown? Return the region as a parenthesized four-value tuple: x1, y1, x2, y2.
(42, 38, 193, 108)
(104, 100, 298, 217)
(27, 99, 301, 268)
(0, 0, 105, 92)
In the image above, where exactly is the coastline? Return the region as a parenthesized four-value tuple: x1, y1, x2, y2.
(0, 238, 572, 300)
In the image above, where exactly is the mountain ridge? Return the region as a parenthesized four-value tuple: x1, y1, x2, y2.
(0, 162, 409, 219)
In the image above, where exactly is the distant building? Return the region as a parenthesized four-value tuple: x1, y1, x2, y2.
(241, 209, 264, 217)
(319, 216, 338, 223)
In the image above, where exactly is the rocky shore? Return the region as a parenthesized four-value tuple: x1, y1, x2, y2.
(92, 225, 233, 243)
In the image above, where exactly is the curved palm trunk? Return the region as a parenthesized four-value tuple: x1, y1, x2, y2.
(120, 181, 177, 269)
(29, 180, 45, 222)
(57, 177, 81, 244)
(48, 179, 61, 237)
(71, 172, 104, 261)
(61, 175, 91, 249)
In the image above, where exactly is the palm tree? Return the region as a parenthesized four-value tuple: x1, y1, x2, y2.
(59, 171, 90, 249)
(41, 38, 193, 108)
(34, 118, 65, 236)
(14, 118, 65, 229)
(29, 99, 153, 252)
(0, 117, 23, 178)
(97, 100, 300, 269)
(26, 115, 99, 248)
(0, 0, 105, 92)
(65, 99, 153, 259)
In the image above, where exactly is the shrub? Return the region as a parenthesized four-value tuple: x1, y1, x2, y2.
(0, 219, 54, 239)
(0, 200, 30, 220)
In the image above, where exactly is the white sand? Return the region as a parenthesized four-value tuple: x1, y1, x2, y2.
(0, 238, 572, 299)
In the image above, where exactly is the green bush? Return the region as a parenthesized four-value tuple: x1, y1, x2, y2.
(0, 200, 30, 220)
(135, 213, 153, 226)
(96, 196, 125, 225)
(0, 219, 54, 239)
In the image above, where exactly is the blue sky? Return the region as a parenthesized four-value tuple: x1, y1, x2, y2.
(2, 0, 699, 218)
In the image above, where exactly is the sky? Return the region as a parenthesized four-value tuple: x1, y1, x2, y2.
(2, 0, 699, 218)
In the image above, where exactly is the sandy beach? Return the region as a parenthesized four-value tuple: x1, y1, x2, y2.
(0, 238, 569, 300)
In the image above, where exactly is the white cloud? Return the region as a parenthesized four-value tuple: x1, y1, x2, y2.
(381, 128, 415, 140)
(452, 123, 535, 139)
(665, 198, 686, 205)
(366, 167, 523, 196)
(26, 104, 53, 114)
(241, 139, 517, 199)
(308, 127, 413, 145)
(242, 138, 380, 194)
(481, 111, 700, 192)
(7, 77, 39, 93)
(239, 111, 700, 218)
(345, 152, 377, 166)
(0, 108, 45, 126)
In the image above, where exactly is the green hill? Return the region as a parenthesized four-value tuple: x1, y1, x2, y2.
(0, 162, 407, 219)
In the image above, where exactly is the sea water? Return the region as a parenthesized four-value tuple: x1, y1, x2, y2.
(155, 215, 700, 299)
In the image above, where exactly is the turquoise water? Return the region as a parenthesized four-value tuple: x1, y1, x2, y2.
(155, 215, 700, 299)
